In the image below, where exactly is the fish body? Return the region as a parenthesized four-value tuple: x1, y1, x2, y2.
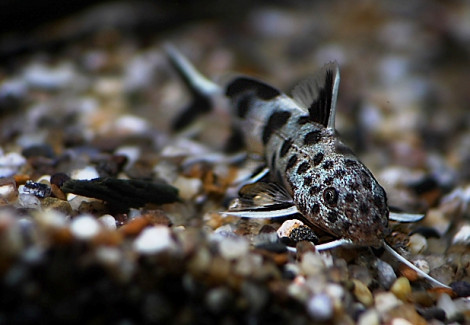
(165, 45, 450, 288)
(225, 69, 389, 247)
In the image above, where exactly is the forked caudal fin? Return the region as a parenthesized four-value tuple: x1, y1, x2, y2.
(164, 44, 220, 130)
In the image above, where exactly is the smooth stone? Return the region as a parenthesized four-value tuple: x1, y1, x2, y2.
(133, 226, 175, 254)
(306, 293, 333, 322)
(377, 259, 397, 289)
(70, 214, 101, 240)
(218, 236, 249, 260)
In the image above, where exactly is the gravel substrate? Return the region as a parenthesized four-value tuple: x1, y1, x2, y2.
(1, 1, 470, 324)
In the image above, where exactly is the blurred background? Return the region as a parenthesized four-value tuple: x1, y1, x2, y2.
(1, 0, 470, 208)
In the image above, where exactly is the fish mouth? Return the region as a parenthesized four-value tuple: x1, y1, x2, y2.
(346, 223, 389, 248)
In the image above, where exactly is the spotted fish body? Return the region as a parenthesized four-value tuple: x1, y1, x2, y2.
(225, 67, 389, 247)
(166, 45, 449, 288)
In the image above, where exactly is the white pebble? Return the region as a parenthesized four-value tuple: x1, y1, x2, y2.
(452, 224, 470, 245)
(374, 292, 402, 314)
(437, 293, 458, 320)
(35, 210, 68, 228)
(95, 247, 121, 267)
(115, 115, 149, 134)
(408, 233, 427, 254)
(277, 219, 304, 238)
(306, 293, 333, 321)
(358, 308, 380, 325)
(70, 215, 101, 240)
(133, 226, 175, 254)
(71, 166, 100, 180)
(115, 146, 141, 168)
(0, 152, 26, 177)
(172, 176, 202, 200)
(390, 318, 413, 325)
(300, 252, 326, 277)
(98, 214, 117, 230)
(219, 237, 250, 260)
(0, 177, 18, 203)
(16, 193, 41, 209)
(24, 62, 75, 90)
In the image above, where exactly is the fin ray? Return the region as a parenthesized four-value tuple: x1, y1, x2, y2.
(291, 62, 340, 129)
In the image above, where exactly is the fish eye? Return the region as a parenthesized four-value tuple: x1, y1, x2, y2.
(323, 187, 338, 206)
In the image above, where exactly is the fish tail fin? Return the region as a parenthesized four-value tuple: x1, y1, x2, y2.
(164, 44, 221, 130)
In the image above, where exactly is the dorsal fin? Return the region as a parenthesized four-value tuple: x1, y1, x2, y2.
(291, 62, 340, 129)
(226, 77, 281, 100)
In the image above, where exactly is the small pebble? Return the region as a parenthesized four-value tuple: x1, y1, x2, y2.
(353, 279, 373, 306)
(391, 277, 411, 301)
(452, 224, 470, 245)
(437, 293, 458, 320)
(98, 214, 117, 230)
(218, 236, 249, 260)
(390, 318, 413, 325)
(300, 252, 325, 277)
(0, 177, 18, 204)
(450, 281, 470, 297)
(95, 246, 121, 267)
(172, 176, 202, 200)
(16, 193, 41, 209)
(377, 259, 397, 289)
(71, 166, 100, 180)
(408, 233, 427, 254)
(41, 197, 73, 215)
(306, 293, 333, 322)
(70, 214, 101, 240)
(358, 308, 380, 325)
(276, 219, 304, 238)
(133, 226, 175, 254)
(0, 152, 26, 177)
(375, 292, 402, 314)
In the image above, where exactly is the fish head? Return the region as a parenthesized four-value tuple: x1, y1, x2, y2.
(298, 139, 390, 248)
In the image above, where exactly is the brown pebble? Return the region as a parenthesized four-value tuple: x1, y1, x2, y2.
(398, 263, 420, 282)
(50, 228, 74, 245)
(427, 286, 455, 297)
(13, 174, 30, 185)
(41, 197, 73, 215)
(408, 291, 436, 307)
(50, 183, 67, 200)
(92, 230, 123, 246)
(391, 277, 411, 301)
(140, 209, 172, 226)
(352, 279, 373, 306)
(119, 217, 150, 236)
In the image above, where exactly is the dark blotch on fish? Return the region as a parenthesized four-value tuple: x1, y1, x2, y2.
(311, 203, 320, 214)
(280, 138, 293, 157)
(313, 152, 324, 166)
(226, 77, 281, 100)
(345, 193, 355, 203)
(262, 110, 291, 144)
(286, 155, 298, 171)
(236, 94, 252, 118)
(327, 211, 338, 223)
(297, 162, 309, 174)
(309, 186, 321, 195)
(303, 176, 312, 186)
(297, 115, 310, 125)
(303, 130, 321, 145)
(322, 160, 333, 169)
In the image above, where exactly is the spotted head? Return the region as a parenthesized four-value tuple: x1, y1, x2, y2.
(290, 134, 390, 247)
(283, 63, 390, 247)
